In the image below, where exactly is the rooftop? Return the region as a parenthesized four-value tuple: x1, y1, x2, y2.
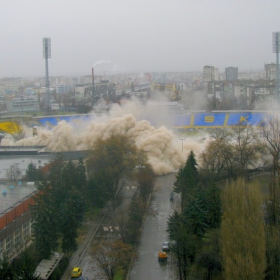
(0, 181, 36, 214)
(35, 252, 64, 280)
(0, 154, 54, 180)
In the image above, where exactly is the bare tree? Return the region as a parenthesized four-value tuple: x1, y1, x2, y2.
(92, 239, 135, 280)
(200, 140, 227, 182)
(207, 128, 237, 181)
(261, 116, 280, 181)
(231, 125, 264, 179)
(6, 164, 22, 182)
(261, 116, 280, 225)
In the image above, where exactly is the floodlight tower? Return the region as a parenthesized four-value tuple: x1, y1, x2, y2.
(43, 37, 51, 115)
(273, 32, 280, 100)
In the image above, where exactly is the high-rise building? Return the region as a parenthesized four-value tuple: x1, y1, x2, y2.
(225, 67, 238, 81)
(203, 66, 219, 93)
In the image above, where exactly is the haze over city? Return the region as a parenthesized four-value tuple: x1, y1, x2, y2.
(1, 0, 279, 78)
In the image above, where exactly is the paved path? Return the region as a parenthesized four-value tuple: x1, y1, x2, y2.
(61, 180, 133, 280)
(60, 214, 105, 280)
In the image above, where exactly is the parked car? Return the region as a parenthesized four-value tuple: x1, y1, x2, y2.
(71, 267, 82, 278)
(162, 241, 170, 251)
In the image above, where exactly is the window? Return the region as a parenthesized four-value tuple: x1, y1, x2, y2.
(23, 221, 29, 241)
(14, 228, 22, 248)
(5, 235, 12, 255)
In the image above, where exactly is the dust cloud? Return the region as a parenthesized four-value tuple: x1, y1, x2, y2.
(2, 100, 208, 175)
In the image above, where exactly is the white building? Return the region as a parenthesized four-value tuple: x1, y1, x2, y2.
(6, 97, 39, 113)
(203, 66, 219, 93)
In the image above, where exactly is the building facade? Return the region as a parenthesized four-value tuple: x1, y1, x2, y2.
(265, 63, 277, 80)
(6, 97, 39, 113)
(225, 67, 238, 81)
(203, 66, 219, 93)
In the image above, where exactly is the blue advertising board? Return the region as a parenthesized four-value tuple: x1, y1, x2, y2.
(36, 115, 92, 128)
(34, 112, 269, 129)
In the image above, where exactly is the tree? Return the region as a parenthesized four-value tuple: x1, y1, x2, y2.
(87, 170, 115, 208)
(261, 117, 280, 226)
(167, 211, 198, 280)
(122, 192, 146, 246)
(6, 163, 22, 182)
(200, 139, 227, 182)
(208, 128, 237, 181)
(261, 116, 280, 180)
(265, 225, 280, 279)
(134, 163, 155, 202)
(87, 135, 138, 199)
(25, 162, 43, 181)
(0, 253, 13, 280)
(173, 150, 199, 211)
(13, 250, 41, 280)
(231, 125, 263, 179)
(61, 160, 77, 190)
(76, 158, 87, 189)
(59, 189, 86, 255)
(204, 184, 221, 229)
(93, 239, 135, 280)
(30, 180, 58, 259)
(183, 189, 209, 239)
(48, 153, 66, 209)
(220, 179, 266, 280)
(196, 229, 222, 280)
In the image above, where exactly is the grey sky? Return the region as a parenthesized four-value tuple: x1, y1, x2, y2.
(1, 0, 279, 78)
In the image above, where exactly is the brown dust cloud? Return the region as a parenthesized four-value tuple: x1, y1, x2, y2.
(2, 100, 208, 175)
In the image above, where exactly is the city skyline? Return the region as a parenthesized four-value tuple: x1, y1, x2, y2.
(1, 0, 279, 78)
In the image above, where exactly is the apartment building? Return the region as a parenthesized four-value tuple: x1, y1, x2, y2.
(265, 63, 277, 80)
(203, 66, 219, 94)
(225, 67, 238, 81)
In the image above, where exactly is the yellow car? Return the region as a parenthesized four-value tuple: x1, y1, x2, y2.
(71, 267, 82, 278)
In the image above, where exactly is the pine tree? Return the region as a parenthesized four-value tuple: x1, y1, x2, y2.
(30, 180, 58, 259)
(174, 150, 199, 211)
(59, 189, 86, 255)
(76, 158, 87, 189)
(0, 253, 13, 280)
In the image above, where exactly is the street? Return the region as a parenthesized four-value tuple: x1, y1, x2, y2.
(61, 173, 177, 280)
(129, 173, 177, 280)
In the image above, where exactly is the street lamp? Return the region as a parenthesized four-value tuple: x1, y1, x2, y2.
(179, 138, 185, 153)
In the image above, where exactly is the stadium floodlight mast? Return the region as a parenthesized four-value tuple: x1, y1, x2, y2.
(43, 37, 51, 115)
(273, 32, 280, 101)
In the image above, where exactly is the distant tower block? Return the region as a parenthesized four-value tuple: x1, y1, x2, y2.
(273, 32, 280, 100)
(43, 37, 51, 115)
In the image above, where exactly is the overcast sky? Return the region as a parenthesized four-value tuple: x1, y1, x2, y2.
(1, 0, 279, 78)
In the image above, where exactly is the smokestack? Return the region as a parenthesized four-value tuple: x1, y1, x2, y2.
(92, 67, 95, 104)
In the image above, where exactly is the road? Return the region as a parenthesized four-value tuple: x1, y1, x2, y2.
(62, 174, 177, 280)
(129, 173, 177, 280)
(66, 181, 137, 280)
